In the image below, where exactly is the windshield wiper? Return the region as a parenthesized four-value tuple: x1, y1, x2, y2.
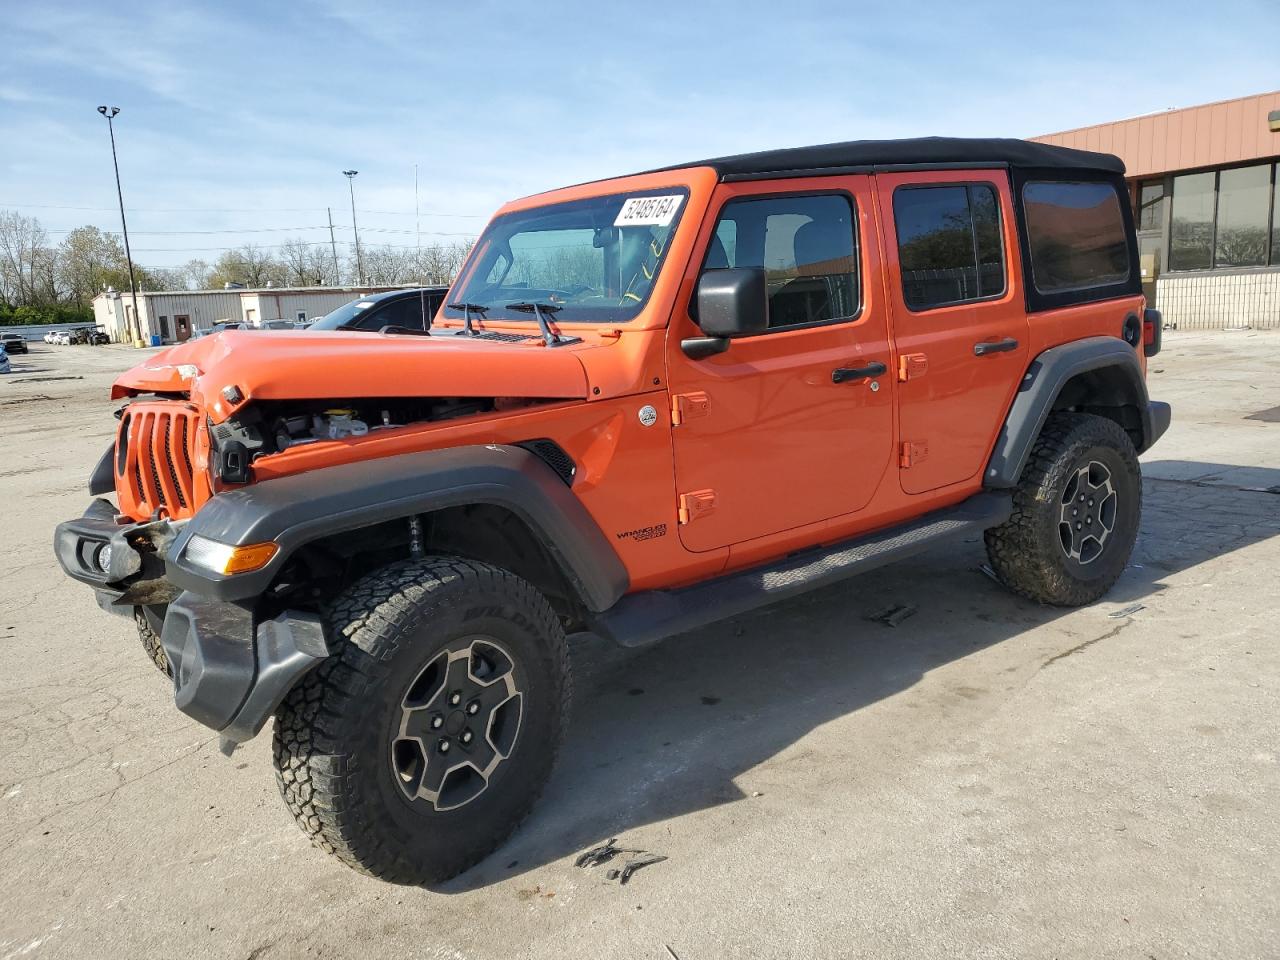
(506, 301, 576, 347)
(447, 302, 488, 336)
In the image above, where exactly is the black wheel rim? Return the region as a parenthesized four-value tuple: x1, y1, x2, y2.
(1058, 459, 1118, 565)
(390, 636, 524, 812)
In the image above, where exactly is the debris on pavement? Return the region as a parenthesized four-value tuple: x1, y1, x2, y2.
(1108, 603, 1146, 619)
(575, 838, 667, 884)
(605, 854, 668, 885)
(870, 604, 918, 627)
(978, 564, 1000, 583)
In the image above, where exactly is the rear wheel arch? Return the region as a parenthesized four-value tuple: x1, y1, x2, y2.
(985, 337, 1151, 489)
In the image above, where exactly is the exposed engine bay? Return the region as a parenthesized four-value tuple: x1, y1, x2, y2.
(208, 396, 540, 483)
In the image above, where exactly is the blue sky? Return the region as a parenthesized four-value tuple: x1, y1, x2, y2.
(2, 0, 1277, 272)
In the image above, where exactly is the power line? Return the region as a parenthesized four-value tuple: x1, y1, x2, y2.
(0, 200, 486, 218)
(46, 224, 333, 236)
(131, 237, 472, 253)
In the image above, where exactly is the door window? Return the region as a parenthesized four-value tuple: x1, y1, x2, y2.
(893, 184, 1005, 310)
(706, 194, 859, 329)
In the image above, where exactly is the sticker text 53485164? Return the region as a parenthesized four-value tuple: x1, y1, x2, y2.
(614, 195, 684, 228)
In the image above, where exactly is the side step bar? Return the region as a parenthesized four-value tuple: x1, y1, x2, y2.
(592, 491, 1012, 648)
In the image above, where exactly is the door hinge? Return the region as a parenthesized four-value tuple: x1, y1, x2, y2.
(898, 353, 928, 381)
(671, 391, 711, 426)
(677, 489, 717, 524)
(900, 441, 928, 468)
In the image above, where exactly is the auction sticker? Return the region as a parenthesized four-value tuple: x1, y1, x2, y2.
(614, 195, 684, 227)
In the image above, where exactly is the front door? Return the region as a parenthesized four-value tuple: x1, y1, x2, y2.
(175, 314, 191, 342)
(874, 171, 1030, 495)
(667, 176, 895, 553)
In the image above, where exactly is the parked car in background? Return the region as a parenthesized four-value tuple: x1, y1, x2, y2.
(190, 322, 248, 340)
(1, 332, 29, 354)
(0, 345, 10, 374)
(87, 329, 111, 345)
(308, 287, 449, 333)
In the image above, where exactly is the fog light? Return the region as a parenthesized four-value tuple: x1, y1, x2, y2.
(97, 543, 113, 573)
(185, 535, 278, 575)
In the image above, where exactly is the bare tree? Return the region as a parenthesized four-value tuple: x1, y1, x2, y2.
(279, 238, 337, 287)
(183, 258, 214, 290)
(208, 244, 287, 288)
(0, 210, 54, 305)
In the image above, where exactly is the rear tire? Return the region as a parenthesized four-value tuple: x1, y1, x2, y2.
(985, 412, 1141, 606)
(272, 556, 570, 885)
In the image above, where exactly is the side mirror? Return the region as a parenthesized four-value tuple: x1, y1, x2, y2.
(684, 267, 769, 359)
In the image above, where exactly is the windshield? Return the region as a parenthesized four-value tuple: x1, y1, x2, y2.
(443, 188, 689, 324)
(309, 298, 379, 330)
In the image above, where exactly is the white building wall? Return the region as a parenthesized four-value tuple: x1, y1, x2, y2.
(1157, 272, 1280, 331)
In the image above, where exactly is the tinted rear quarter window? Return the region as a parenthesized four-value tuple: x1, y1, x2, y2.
(1023, 181, 1129, 293)
(894, 184, 1005, 310)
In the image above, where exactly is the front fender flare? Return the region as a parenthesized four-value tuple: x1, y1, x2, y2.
(165, 444, 629, 611)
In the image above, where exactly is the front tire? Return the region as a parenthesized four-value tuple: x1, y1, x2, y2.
(134, 606, 172, 678)
(272, 556, 570, 885)
(985, 412, 1141, 606)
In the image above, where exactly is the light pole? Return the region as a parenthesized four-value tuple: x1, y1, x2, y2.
(98, 106, 142, 343)
(343, 170, 364, 285)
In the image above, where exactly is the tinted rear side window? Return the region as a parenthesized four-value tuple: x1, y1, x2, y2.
(1023, 181, 1129, 293)
(894, 184, 1005, 310)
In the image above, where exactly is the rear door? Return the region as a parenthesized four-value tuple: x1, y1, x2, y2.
(667, 176, 895, 552)
(875, 171, 1029, 494)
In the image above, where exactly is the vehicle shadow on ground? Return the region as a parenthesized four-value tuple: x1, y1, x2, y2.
(443, 465, 1280, 892)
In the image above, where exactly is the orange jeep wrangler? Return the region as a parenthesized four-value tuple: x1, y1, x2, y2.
(55, 137, 1168, 884)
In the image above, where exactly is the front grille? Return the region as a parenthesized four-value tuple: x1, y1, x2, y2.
(118, 404, 201, 519)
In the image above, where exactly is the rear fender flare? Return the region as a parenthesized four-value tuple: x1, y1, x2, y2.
(984, 336, 1159, 489)
(165, 444, 629, 611)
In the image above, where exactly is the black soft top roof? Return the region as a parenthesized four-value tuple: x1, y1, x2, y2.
(650, 136, 1125, 180)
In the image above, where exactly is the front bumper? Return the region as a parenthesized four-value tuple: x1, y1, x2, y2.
(54, 501, 332, 745)
(161, 594, 330, 744)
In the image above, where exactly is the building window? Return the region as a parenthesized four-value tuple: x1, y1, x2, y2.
(1214, 164, 1271, 268)
(1137, 180, 1165, 232)
(1273, 174, 1280, 267)
(1022, 181, 1129, 294)
(296, 311, 307, 322)
(893, 184, 1005, 310)
(1169, 172, 1216, 271)
(1168, 162, 1278, 272)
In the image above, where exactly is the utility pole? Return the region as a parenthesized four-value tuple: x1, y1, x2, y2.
(326, 207, 341, 283)
(97, 106, 142, 344)
(343, 170, 363, 286)
(414, 163, 421, 274)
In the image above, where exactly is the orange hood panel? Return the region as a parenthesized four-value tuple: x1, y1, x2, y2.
(111, 330, 594, 422)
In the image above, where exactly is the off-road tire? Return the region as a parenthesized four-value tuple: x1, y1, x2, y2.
(272, 556, 571, 886)
(134, 607, 172, 678)
(985, 412, 1141, 606)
